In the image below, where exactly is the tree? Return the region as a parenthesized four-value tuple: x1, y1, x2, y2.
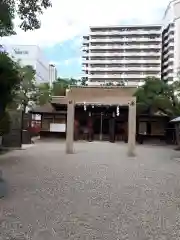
(0, 52, 21, 118)
(80, 78, 88, 86)
(0, 0, 52, 36)
(0, 1, 15, 37)
(51, 77, 79, 96)
(14, 65, 39, 112)
(52, 78, 69, 96)
(37, 82, 51, 105)
(69, 78, 78, 86)
(134, 77, 180, 117)
(165, 80, 180, 116)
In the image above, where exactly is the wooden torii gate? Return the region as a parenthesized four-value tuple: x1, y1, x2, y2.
(65, 86, 136, 156)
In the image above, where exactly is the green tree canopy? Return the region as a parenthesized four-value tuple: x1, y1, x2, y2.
(134, 77, 180, 117)
(0, 0, 52, 36)
(37, 82, 51, 106)
(0, 0, 15, 36)
(14, 65, 39, 112)
(52, 78, 69, 96)
(69, 78, 78, 86)
(52, 77, 80, 96)
(34, 77, 84, 106)
(80, 78, 88, 86)
(0, 52, 21, 116)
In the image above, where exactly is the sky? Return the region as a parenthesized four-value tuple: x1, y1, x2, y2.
(1, 0, 171, 79)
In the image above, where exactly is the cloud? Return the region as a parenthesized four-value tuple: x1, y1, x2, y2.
(1, 0, 170, 47)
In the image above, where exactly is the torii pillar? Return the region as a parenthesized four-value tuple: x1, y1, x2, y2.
(128, 100, 136, 157)
(66, 100, 75, 154)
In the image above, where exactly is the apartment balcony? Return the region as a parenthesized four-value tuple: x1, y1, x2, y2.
(83, 38, 89, 44)
(162, 57, 174, 66)
(88, 74, 160, 79)
(163, 42, 174, 52)
(90, 30, 161, 36)
(163, 28, 174, 38)
(83, 74, 89, 78)
(163, 73, 174, 80)
(89, 44, 161, 50)
(83, 59, 161, 64)
(90, 37, 161, 43)
(163, 35, 174, 45)
(83, 66, 160, 72)
(163, 50, 174, 60)
(85, 52, 161, 57)
(82, 45, 89, 51)
(162, 64, 174, 74)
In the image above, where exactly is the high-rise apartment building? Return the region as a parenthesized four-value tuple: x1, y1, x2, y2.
(162, 0, 180, 82)
(82, 25, 162, 87)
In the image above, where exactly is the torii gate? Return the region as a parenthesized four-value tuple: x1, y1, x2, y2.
(66, 86, 136, 157)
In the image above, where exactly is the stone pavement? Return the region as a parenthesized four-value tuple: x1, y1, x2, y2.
(0, 141, 180, 239)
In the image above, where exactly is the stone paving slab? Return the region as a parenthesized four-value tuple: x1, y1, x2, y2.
(0, 141, 180, 239)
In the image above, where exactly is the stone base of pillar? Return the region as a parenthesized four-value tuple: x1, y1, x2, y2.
(66, 148, 74, 154)
(128, 149, 136, 157)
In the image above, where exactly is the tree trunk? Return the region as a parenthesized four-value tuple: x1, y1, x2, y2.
(175, 124, 180, 150)
(0, 104, 7, 198)
(0, 103, 6, 140)
(0, 103, 5, 119)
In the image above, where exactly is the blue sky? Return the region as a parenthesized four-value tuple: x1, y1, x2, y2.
(43, 36, 82, 78)
(1, 0, 170, 79)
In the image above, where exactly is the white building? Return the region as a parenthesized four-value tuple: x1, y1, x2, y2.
(162, 0, 180, 82)
(6, 45, 49, 83)
(49, 64, 57, 86)
(82, 25, 162, 87)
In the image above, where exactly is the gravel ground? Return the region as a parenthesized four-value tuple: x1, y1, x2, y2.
(0, 141, 180, 239)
